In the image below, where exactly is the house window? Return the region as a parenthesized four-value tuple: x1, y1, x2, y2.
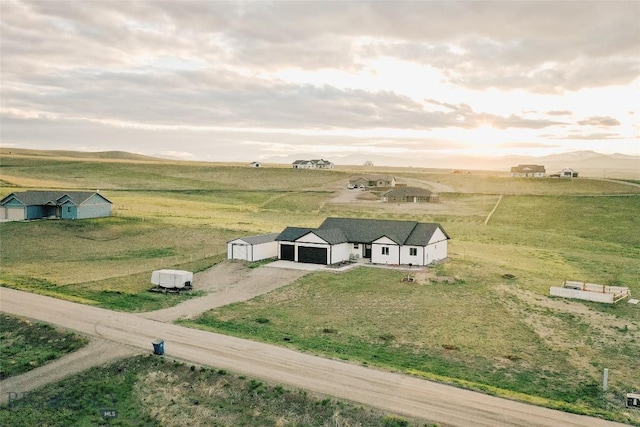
(353, 244, 359, 249)
(381, 247, 389, 255)
(67, 207, 72, 212)
(409, 248, 417, 256)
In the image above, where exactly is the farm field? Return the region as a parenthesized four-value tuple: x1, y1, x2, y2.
(1, 149, 639, 424)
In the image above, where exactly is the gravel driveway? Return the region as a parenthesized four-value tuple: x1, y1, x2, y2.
(139, 261, 308, 322)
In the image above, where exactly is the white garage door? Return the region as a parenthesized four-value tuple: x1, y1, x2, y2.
(232, 244, 248, 260)
(4, 207, 24, 221)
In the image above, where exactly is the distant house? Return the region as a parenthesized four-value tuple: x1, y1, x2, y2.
(227, 233, 280, 262)
(552, 168, 578, 178)
(383, 187, 439, 203)
(349, 175, 396, 188)
(250, 161, 262, 168)
(510, 164, 546, 178)
(276, 217, 450, 266)
(292, 159, 334, 169)
(0, 191, 112, 222)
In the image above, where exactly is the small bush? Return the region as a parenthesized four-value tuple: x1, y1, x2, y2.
(383, 415, 409, 427)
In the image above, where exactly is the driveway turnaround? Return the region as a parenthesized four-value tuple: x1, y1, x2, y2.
(0, 287, 627, 427)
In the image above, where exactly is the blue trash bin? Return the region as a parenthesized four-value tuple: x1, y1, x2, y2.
(152, 339, 164, 355)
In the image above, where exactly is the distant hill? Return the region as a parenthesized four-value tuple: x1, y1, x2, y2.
(319, 150, 638, 178)
(2, 147, 638, 178)
(0, 148, 163, 162)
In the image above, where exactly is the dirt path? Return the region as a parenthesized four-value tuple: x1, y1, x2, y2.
(0, 337, 140, 405)
(0, 287, 628, 427)
(139, 262, 308, 322)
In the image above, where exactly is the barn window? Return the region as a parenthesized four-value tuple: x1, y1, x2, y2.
(409, 248, 417, 256)
(381, 247, 389, 255)
(67, 207, 72, 212)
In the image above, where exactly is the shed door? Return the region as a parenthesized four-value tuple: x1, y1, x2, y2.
(232, 244, 247, 260)
(297, 246, 327, 265)
(280, 244, 295, 261)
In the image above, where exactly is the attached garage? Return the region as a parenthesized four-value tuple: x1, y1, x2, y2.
(276, 226, 348, 265)
(280, 244, 295, 261)
(227, 233, 279, 262)
(2, 206, 25, 221)
(297, 246, 327, 264)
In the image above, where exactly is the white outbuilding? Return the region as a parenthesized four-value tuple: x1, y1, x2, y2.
(227, 233, 280, 262)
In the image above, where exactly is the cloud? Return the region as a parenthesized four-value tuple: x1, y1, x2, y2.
(577, 116, 621, 127)
(1, 1, 638, 159)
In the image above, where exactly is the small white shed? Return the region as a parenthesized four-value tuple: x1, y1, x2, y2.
(227, 233, 279, 262)
(151, 269, 193, 289)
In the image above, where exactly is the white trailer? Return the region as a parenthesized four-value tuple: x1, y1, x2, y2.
(151, 269, 193, 290)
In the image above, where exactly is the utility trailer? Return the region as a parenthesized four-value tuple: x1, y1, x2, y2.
(150, 269, 193, 293)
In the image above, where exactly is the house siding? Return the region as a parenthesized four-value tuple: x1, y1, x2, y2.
(330, 243, 350, 264)
(400, 246, 423, 265)
(371, 237, 401, 264)
(76, 194, 112, 219)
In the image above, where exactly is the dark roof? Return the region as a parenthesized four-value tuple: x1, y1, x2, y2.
(405, 222, 450, 245)
(276, 226, 347, 244)
(384, 187, 433, 197)
(312, 228, 348, 244)
(276, 227, 316, 241)
(320, 217, 417, 244)
(277, 218, 449, 246)
(0, 191, 112, 206)
(231, 233, 280, 245)
(349, 175, 395, 183)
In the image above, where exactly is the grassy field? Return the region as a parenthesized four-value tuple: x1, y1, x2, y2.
(1, 149, 639, 424)
(0, 355, 427, 427)
(0, 314, 88, 380)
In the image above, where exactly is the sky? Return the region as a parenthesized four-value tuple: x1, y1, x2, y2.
(1, 0, 639, 166)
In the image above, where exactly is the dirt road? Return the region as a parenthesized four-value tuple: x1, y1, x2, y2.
(0, 287, 627, 427)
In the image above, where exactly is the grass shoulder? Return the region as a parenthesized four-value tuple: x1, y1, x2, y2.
(0, 354, 428, 426)
(0, 314, 88, 380)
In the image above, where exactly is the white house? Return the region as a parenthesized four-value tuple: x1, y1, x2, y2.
(292, 159, 334, 169)
(557, 168, 578, 178)
(276, 217, 450, 266)
(510, 164, 546, 177)
(227, 233, 280, 262)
